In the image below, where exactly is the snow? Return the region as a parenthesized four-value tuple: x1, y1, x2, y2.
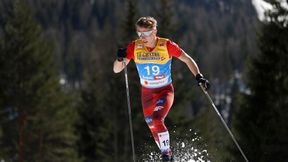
(280, 0, 288, 10)
(252, 0, 273, 21)
(252, 0, 288, 23)
(143, 136, 211, 162)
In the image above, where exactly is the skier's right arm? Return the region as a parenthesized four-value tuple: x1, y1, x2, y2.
(113, 48, 130, 73)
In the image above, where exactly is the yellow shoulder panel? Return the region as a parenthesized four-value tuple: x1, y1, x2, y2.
(134, 38, 170, 64)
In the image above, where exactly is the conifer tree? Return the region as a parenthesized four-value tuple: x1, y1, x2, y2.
(76, 1, 142, 161)
(0, 1, 80, 161)
(76, 68, 116, 162)
(233, 1, 288, 161)
(154, 0, 176, 38)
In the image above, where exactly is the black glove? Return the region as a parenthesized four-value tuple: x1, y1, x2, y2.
(117, 48, 127, 61)
(195, 74, 210, 90)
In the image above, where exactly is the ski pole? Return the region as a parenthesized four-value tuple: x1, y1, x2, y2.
(122, 59, 136, 162)
(199, 84, 249, 162)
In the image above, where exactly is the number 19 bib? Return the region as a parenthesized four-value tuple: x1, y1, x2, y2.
(134, 38, 172, 88)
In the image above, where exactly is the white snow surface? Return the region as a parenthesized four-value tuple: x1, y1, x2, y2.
(252, 0, 273, 21)
(252, 0, 288, 21)
(140, 130, 211, 162)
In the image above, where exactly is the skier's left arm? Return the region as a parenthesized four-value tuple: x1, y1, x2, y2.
(177, 52, 200, 76)
(177, 51, 210, 90)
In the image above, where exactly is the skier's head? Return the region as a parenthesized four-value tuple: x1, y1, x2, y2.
(135, 16, 157, 45)
(136, 16, 157, 30)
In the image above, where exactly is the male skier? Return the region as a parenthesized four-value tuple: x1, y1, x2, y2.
(113, 16, 210, 162)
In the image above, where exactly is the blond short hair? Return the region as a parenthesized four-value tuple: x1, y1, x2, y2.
(135, 16, 157, 30)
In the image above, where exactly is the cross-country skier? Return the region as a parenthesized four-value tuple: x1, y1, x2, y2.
(113, 16, 210, 162)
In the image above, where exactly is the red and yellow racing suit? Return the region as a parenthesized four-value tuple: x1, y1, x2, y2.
(126, 37, 182, 155)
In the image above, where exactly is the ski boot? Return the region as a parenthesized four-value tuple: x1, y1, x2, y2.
(161, 154, 174, 162)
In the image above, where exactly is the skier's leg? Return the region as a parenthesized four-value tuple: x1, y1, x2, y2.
(150, 94, 174, 156)
(142, 84, 174, 158)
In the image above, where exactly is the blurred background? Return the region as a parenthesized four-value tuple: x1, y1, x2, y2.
(0, 0, 287, 161)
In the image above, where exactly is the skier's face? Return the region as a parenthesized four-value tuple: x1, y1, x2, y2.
(136, 26, 157, 45)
